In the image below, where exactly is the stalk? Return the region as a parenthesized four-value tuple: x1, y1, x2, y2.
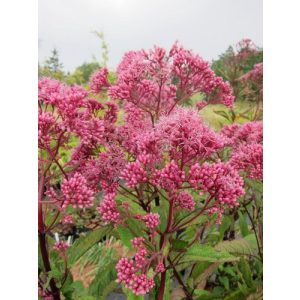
(157, 270, 166, 300)
(39, 232, 61, 300)
(38, 174, 61, 300)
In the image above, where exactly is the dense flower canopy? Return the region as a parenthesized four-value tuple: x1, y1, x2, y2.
(38, 42, 263, 297)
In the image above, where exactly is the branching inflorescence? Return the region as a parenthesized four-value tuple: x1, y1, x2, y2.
(38, 42, 263, 299)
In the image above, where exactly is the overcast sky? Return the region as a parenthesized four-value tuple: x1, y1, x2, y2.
(38, 0, 262, 72)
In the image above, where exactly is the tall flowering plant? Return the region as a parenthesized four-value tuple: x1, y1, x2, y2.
(38, 43, 263, 300)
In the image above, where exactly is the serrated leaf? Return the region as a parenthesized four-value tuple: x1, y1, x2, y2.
(88, 261, 117, 299)
(239, 257, 253, 288)
(194, 262, 220, 289)
(68, 227, 111, 266)
(116, 225, 134, 249)
(214, 237, 257, 256)
(182, 244, 239, 263)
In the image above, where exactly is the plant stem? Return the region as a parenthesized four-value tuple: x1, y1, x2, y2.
(157, 198, 175, 299)
(39, 233, 61, 300)
(157, 270, 166, 300)
(168, 257, 193, 300)
(244, 205, 263, 261)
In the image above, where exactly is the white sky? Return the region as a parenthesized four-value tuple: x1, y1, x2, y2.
(38, 0, 262, 72)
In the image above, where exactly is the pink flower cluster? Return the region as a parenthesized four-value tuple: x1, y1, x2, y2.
(98, 192, 120, 223)
(170, 42, 235, 107)
(142, 213, 160, 229)
(53, 241, 69, 252)
(175, 191, 196, 211)
(189, 161, 245, 207)
(38, 111, 57, 148)
(221, 121, 263, 147)
(230, 143, 263, 180)
(61, 172, 94, 209)
(121, 160, 148, 188)
(89, 67, 110, 93)
(153, 161, 185, 191)
(116, 237, 154, 295)
(109, 43, 235, 119)
(156, 108, 224, 163)
(61, 214, 73, 224)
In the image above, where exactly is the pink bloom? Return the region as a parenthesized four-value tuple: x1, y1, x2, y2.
(61, 172, 94, 209)
(220, 121, 263, 147)
(175, 191, 196, 211)
(131, 274, 155, 295)
(155, 262, 165, 273)
(53, 241, 69, 251)
(230, 143, 263, 180)
(156, 108, 224, 162)
(89, 67, 110, 93)
(189, 161, 245, 207)
(121, 161, 148, 188)
(61, 214, 73, 224)
(116, 258, 136, 287)
(98, 192, 120, 223)
(109, 43, 235, 120)
(131, 237, 145, 249)
(142, 213, 160, 229)
(116, 237, 154, 295)
(153, 161, 185, 191)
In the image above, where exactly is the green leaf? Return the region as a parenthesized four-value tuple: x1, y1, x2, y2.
(116, 225, 134, 249)
(162, 241, 171, 257)
(193, 262, 220, 288)
(88, 261, 117, 299)
(68, 226, 111, 266)
(194, 289, 212, 296)
(177, 215, 208, 230)
(224, 289, 245, 300)
(219, 276, 230, 290)
(219, 215, 233, 241)
(182, 244, 239, 263)
(125, 289, 144, 300)
(238, 211, 251, 237)
(164, 271, 171, 300)
(214, 110, 231, 121)
(191, 262, 211, 280)
(44, 269, 62, 289)
(214, 237, 257, 256)
(172, 239, 189, 250)
(238, 257, 253, 288)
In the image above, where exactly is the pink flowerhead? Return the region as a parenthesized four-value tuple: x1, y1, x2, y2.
(61, 214, 73, 224)
(53, 241, 69, 252)
(153, 161, 185, 191)
(61, 172, 94, 209)
(142, 213, 160, 229)
(230, 143, 263, 180)
(89, 67, 110, 93)
(189, 161, 245, 207)
(155, 262, 165, 273)
(175, 191, 196, 211)
(98, 192, 120, 223)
